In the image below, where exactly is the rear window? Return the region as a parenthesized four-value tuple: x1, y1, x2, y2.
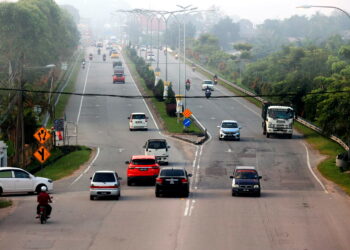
(132, 114, 146, 119)
(222, 122, 238, 128)
(93, 173, 116, 182)
(203, 80, 213, 85)
(132, 159, 156, 165)
(160, 169, 185, 177)
(148, 140, 166, 149)
(116, 74, 123, 77)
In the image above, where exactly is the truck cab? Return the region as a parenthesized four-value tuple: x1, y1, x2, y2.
(262, 103, 294, 138)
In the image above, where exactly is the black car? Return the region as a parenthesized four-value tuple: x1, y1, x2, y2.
(230, 166, 262, 197)
(155, 167, 192, 197)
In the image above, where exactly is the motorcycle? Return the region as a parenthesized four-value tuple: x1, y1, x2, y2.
(192, 66, 196, 72)
(205, 89, 211, 99)
(186, 83, 191, 91)
(89, 54, 93, 60)
(82, 61, 85, 69)
(213, 75, 218, 85)
(103, 54, 106, 61)
(97, 48, 101, 55)
(38, 205, 48, 224)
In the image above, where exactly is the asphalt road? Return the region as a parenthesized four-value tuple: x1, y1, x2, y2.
(1, 47, 350, 250)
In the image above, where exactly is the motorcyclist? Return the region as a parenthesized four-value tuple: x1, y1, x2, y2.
(205, 86, 211, 98)
(89, 53, 93, 60)
(97, 48, 101, 55)
(213, 74, 218, 84)
(186, 79, 191, 90)
(103, 54, 106, 61)
(192, 63, 196, 72)
(36, 186, 52, 218)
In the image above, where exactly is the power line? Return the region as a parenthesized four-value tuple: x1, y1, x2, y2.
(0, 87, 349, 99)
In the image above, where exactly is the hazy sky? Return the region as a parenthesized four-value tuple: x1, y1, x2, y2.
(2, 0, 348, 24)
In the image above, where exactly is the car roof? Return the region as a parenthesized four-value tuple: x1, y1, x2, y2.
(131, 155, 156, 160)
(93, 170, 116, 174)
(203, 80, 213, 82)
(147, 139, 166, 142)
(235, 166, 257, 170)
(131, 112, 146, 115)
(0, 167, 23, 171)
(268, 106, 293, 110)
(160, 167, 186, 171)
(221, 120, 238, 123)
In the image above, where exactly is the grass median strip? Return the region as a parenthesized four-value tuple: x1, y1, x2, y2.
(124, 52, 202, 134)
(34, 146, 91, 181)
(0, 199, 12, 209)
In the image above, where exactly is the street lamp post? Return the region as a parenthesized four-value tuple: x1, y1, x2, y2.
(297, 5, 350, 19)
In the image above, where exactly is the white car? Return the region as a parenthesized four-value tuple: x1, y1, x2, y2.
(90, 171, 121, 200)
(218, 120, 241, 140)
(128, 112, 148, 131)
(0, 167, 53, 195)
(201, 80, 215, 91)
(144, 139, 170, 165)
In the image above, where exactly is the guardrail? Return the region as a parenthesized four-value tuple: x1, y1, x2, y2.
(189, 59, 349, 151)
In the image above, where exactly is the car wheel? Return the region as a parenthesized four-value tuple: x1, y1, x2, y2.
(183, 191, 189, 198)
(219, 137, 222, 141)
(266, 133, 270, 138)
(0, 187, 2, 196)
(115, 195, 120, 200)
(90, 195, 95, 200)
(256, 191, 261, 197)
(36, 184, 47, 194)
(237, 138, 240, 141)
(127, 179, 132, 186)
(164, 162, 169, 165)
(231, 191, 236, 197)
(288, 134, 292, 139)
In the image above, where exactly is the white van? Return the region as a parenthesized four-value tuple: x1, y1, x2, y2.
(144, 139, 170, 165)
(128, 113, 148, 131)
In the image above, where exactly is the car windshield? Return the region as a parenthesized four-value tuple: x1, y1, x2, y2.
(132, 159, 155, 165)
(116, 74, 123, 77)
(203, 80, 213, 85)
(222, 122, 238, 128)
(132, 114, 146, 119)
(148, 141, 166, 149)
(93, 173, 115, 182)
(160, 169, 185, 177)
(268, 109, 293, 119)
(235, 170, 258, 179)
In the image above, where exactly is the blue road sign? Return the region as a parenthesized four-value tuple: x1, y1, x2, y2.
(183, 118, 191, 127)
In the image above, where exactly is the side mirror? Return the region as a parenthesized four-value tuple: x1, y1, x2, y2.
(229, 176, 234, 179)
(125, 161, 130, 164)
(188, 174, 192, 177)
(259, 176, 262, 179)
(118, 177, 123, 180)
(146, 117, 149, 119)
(217, 126, 221, 128)
(90, 177, 92, 180)
(239, 126, 242, 129)
(168, 146, 171, 148)
(127, 117, 130, 119)
(143, 145, 146, 148)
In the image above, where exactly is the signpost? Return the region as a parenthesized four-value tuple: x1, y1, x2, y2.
(33, 127, 51, 164)
(183, 118, 191, 127)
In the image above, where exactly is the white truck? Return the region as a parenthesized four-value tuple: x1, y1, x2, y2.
(262, 102, 294, 139)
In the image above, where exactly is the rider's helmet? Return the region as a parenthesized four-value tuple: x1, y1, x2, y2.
(41, 186, 47, 192)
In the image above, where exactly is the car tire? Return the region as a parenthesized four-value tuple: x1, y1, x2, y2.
(155, 190, 160, 197)
(127, 179, 132, 186)
(288, 134, 292, 139)
(36, 184, 47, 194)
(237, 138, 240, 141)
(115, 195, 120, 200)
(266, 133, 270, 138)
(256, 191, 261, 197)
(90, 195, 95, 200)
(219, 137, 222, 141)
(183, 191, 189, 198)
(0, 187, 2, 196)
(231, 191, 236, 197)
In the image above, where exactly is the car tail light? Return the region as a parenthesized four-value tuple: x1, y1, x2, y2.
(181, 178, 188, 183)
(156, 178, 163, 184)
(129, 167, 135, 169)
(152, 166, 159, 169)
(90, 184, 94, 188)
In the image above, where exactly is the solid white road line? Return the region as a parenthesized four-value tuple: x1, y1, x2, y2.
(71, 147, 100, 185)
(302, 142, 328, 193)
(76, 61, 91, 124)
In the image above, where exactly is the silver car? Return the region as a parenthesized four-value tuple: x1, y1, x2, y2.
(90, 171, 121, 200)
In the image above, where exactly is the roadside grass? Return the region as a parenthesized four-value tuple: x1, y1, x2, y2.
(124, 52, 202, 134)
(34, 146, 91, 181)
(191, 58, 350, 195)
(294, 122, 350, 194)
(0, 199, 12, 209)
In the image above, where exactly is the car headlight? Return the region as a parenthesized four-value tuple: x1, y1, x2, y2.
(288, 124, 292, 129)
(254, 185, 260, 189)
(268, 123, 275, 128)
(232, 184, 239, 188)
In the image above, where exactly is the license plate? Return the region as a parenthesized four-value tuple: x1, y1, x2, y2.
(139, 168, 148, 171)
(243, 189, 249, 192)
(136, 121, 142, 123)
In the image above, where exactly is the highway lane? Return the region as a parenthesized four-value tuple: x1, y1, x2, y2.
(149, 49, 350, 249)
(0, 47, 197, 250)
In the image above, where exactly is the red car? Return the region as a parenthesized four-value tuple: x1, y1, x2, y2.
(113, 73, 125, 83)
(126, 155, 160, 186)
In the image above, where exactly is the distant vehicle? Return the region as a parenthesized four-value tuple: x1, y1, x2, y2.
(230, 166, 262, 197)
(128, 112, 148, 131)
(111, 51, 119, 59)
(112, 60, 122, 67)
(218, 120, 241, 141)
(146, 54, 155, 61)
(262, 102, 294, 138)
(126, 155, 160, 186)
(143, 139, 170, 165)
(90, 171, 121, 200)
(113, 73, 125, 84)
(96, 41, 103, 48)
(0, 167, 53, 195)
(201, 80, 215, 91)
(155, 167, 192, 197)
(113, 66, 124, 74)
(140, 46, 146, 51)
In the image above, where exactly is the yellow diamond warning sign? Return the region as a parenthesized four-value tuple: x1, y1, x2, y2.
(33, 127, 51, 144)
(34, 146, 51, 164)
(182, 109, 192, 118)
